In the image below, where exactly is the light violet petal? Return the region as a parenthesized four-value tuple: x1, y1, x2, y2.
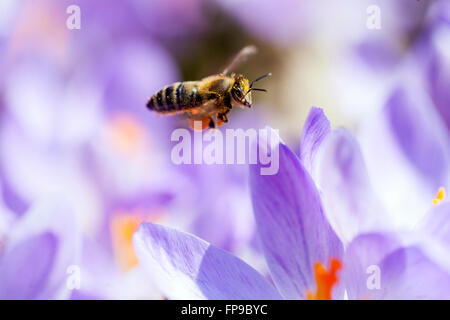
(250, 130, 343, 299)
(0, 232, 57, 299)
(0, 170, 29, 216)
(6, 199, 80, 299)
(385, 87, 450, 189)
(133, 222, 282, 300)
(343, 232, 401, 300)
(315, 129, 389, 244)
(379, 246, 450, 299)
(427, 20, 450, 131)
(0, 120, 102, 231)
(300, 107, 331, 173)
(417, 202, 450, 246)
(344, 232, 450, 299)
(358, 100, 446, 229)
(414, 202, 450, 271)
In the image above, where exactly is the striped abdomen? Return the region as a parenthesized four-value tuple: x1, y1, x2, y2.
(147, 81, 204, 113)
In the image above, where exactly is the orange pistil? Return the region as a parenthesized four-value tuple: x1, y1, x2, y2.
(433, 187, 446, 205)
(306, 258, 342, 300)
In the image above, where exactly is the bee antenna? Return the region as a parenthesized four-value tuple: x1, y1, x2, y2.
(250, 88, 267, 92)
(250, 72, 272, 88)
(245, 88, 267, 98)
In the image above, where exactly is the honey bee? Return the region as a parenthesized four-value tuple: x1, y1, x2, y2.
(146, 45, 271, 130)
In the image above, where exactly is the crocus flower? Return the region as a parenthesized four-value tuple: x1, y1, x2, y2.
(133, 107, 450, 300)
(357, 80, 450, 230)
(329, 0, 450, 229)
(133, 120, 344, 299)
(328, 2, 450, 230)
(301, 108, 391, 245)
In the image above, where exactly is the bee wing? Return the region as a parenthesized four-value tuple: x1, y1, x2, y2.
(221, 45, 258, 76)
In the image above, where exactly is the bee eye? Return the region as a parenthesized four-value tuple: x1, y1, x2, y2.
(232, 87, 243, 100)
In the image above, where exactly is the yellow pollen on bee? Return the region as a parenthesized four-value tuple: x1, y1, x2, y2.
(433, 187, 446, 205)
(306, 258, 342, 300)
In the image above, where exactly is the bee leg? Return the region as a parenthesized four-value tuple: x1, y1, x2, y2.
(217, 112, 229, 123)
(223, 95, 233, 109)
(208, 118, 216, 129)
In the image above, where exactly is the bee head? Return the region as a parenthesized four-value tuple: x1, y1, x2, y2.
(231, 73, 271, 109)
(231, 75, 252, 108)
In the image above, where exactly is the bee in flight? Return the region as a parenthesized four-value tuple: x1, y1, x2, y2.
(146, 45, 271, 130)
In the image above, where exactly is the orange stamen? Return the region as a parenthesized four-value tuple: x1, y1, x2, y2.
(306, 258, 342, 300)
(433, 187, 446, 205)
(111, 209, 163, 271)
(108, 113, 145, 156)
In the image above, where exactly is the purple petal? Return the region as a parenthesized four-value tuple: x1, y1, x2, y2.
(428, 48, 450, 131)
(250, 129, 343, 299)
(355, 38, 399, 71)
(385, 87, 450, 189)
(5, 200, 80, 299)
(426, 20, 450, 131)
(378, 246, 450, 299)
(418, 202, 450, 246)
(314, 129, 389, 244)
(0, 232, 57, 299)
(343, 233, 402, 300)
(0, 171, 29, 216)
(344, 232, 450, 299)
(133, 222, 282, 300)
(358, 100, 444, 229)
(299, 107, 331, 173)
